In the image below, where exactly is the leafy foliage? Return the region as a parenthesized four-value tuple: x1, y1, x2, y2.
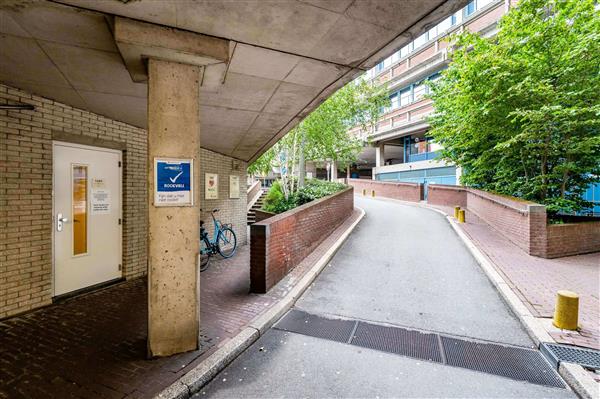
(262, 179, 346, 214)
(428, 0, 600, 214)
(248, 78, 389, 197)
(247, 147, 275, 176)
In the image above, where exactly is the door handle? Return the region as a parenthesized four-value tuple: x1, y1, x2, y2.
(57, 213, 69, 231)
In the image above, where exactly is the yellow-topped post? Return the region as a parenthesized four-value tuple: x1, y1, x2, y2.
(454, 206, 461, 219)
(553, 290, 579, 330)
(458, 209, 465, 223)
(371, 190, 375, 197)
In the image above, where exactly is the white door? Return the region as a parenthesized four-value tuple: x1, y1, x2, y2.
(53, 142, 122, 296)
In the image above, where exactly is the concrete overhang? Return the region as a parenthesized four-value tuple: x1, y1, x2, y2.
(112, 17, 231, 86)
(0, 0, 469, 163)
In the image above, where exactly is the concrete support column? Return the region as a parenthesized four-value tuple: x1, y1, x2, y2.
(147, 59, 201, 357)
(375, 144, 385, 167)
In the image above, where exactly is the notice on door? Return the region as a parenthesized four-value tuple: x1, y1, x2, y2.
(154, 158, 194, 206)
(91, 178, 111, 215)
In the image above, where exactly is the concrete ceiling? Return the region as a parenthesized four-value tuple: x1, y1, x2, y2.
(0, 0, 466, 162)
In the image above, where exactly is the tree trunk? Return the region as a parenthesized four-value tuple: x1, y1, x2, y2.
(298, 131, 306, 188)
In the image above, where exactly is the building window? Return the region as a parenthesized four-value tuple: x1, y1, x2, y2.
(413, 83, 428, 102)
(400, 88, 412, 106)
(390, 93, 399, 110)
(400, 43, 412, 58)
(413, 31, 429, 49)
(464, 1, 476, 17)
(376, 61, 384, 72)
(437, 16, 453, 33)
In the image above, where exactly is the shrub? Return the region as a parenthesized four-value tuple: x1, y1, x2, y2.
(262, 179, 346, 214)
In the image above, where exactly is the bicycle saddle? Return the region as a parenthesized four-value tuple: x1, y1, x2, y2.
(212, 208, 220, 213)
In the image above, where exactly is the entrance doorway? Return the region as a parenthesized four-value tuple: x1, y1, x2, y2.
(53, 141, 122, 296)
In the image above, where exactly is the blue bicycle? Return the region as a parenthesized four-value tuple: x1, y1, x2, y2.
(199, 208, 237, 271)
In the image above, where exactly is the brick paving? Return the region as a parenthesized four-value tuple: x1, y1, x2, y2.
(433, 205, 599, 351)
(0, 210, 362, 399)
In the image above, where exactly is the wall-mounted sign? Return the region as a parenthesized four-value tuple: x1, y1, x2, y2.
(205, 173, 219, 200)
(91, 178, 111, 214)
(154, 158, 193, 207)
(229, 175, 240, 199)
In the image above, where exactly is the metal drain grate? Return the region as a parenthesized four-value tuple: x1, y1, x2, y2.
(274, 309, 355, 343)
(351, 322, 443, 363)
(275, 309, 566, 389)
(540, 343, 600, 370)
(442, 336, 565, 388)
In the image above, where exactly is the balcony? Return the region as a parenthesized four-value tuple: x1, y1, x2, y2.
(408, 151, 441, 163)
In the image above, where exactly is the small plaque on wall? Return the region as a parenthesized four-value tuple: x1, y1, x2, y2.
(205, 173, 219, 199)
(229, 175, 240, 199)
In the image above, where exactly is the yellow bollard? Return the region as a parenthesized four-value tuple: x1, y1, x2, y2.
(454, 206, 461, 219)
(553, 290, 579, 330)
(371, 190, 375, 197)
(458, 209, 465, 223)
(362, 189, 366, 196)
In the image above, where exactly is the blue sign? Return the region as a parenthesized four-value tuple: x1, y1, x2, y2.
(154, 158, 193, 206)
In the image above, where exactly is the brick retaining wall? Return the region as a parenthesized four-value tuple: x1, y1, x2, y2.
(348, 178, 422, 202)
(254, 209, 276, 223)
(427, 184, 600, 259)
(250, 186, 354, 293)
(427, 184, 467, 208)
(546, 222, 600, 259)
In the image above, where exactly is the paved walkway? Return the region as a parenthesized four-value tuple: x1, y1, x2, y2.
(196, 197, 573, 398)
(0, 210, 362, 399)
(433, 204, 600, 351)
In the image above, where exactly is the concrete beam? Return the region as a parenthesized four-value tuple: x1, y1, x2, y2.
(113, 17, 230, 83)
(147, 59, 201, 357)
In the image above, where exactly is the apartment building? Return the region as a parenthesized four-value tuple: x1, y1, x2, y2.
(350, 0, 507, 193)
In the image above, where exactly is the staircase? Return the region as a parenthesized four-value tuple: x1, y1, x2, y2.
(247, 191, 267, 225)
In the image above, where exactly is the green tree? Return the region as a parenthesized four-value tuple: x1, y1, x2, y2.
(428, 0, 600, 214)
(249, 78, 388, 197)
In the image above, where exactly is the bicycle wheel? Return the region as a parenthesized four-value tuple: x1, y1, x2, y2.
(217, 227, 237, 258)
(199, 239, 211, 272)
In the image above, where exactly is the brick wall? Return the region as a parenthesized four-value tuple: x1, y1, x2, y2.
(250, 186, 354, 293)
(466, 189, 533, 254)
(0, 83, 249, 318)
(0, 83, 147, 318)
(427, 183, 600, 259)
(348, 179, 422, 202)
(198, 148, 248, 245)
(427, 184, 467, 208)
(254, 209, 275, 223)
(546, 222, 600, 259)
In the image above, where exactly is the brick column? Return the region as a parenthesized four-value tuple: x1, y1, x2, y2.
(527, 204, 547, 257)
